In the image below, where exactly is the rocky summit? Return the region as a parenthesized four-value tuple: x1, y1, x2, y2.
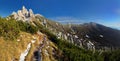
(11, 6, 41, 22)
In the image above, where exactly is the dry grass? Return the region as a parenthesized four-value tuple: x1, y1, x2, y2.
(41, 39, 58, 61)
(0, 32, 43, 61)
(25, 32, 44, 61)
(0, 31, 59, 61)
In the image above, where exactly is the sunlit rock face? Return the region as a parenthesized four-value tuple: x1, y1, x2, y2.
(11, 6, 37, 22)
(22, 6, 28, 16)
(29, 9, 34, 17)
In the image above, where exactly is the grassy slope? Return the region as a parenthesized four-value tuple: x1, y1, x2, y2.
(0, 32, 42, 61)
(0, 31, 60, 61)
(41, 39, 58, 61)
(0, 17, 60, 61)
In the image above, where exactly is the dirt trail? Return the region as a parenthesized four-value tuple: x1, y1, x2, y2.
(33, 35, 46, 61)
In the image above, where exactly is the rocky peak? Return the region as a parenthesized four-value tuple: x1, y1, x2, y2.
(11, 6, 35, 22)
(22, 6, 28, 16)
(22, 6, 26, 10)
(17, 10, 23, 17)
(29, 9, 34, 17)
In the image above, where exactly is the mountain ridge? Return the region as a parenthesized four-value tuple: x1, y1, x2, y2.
(0, 6, 120, 61)
(9, 6, 120, 50)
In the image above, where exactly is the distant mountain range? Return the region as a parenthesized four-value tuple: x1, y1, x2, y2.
(71, 22, 120, 48)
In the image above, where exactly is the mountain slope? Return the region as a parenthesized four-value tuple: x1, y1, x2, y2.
(71, 22, 120, 48)
(44, 21, 120, 50)
(1, 6, 120, 61)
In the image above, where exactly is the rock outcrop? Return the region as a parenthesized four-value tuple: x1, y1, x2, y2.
(11, 6, 37, 22)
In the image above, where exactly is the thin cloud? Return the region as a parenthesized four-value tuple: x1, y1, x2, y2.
(48, 16, 86, 24)
(114, 8, 120, 15)
(100, 21, 120, 30)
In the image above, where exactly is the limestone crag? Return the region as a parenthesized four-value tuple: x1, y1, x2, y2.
(11, 6, 36, 22)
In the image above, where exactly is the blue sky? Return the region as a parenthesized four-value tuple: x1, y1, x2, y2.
(0, 0, 120, 29)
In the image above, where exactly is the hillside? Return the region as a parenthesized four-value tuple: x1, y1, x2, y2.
(69, 22, 120, 48)
(45, 21, 120, 50)
(0, 6, 120, 61)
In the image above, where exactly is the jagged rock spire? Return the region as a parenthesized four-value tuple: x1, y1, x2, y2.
(22, 6, 28, 16)
(29, 9, 34, 17)
(22, 6, 25, 10)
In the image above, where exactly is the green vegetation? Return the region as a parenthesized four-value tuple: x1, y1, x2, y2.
(103, 50, 120, 61)
(34, 21, 120, 61)
(0, 17, 120, 61)
(17, 21, 38, 34)
(0, 17, 38, 40)
(44, 31, 104, 61)
(33, 21, 103, 61)
(0, 18, 20, 40)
